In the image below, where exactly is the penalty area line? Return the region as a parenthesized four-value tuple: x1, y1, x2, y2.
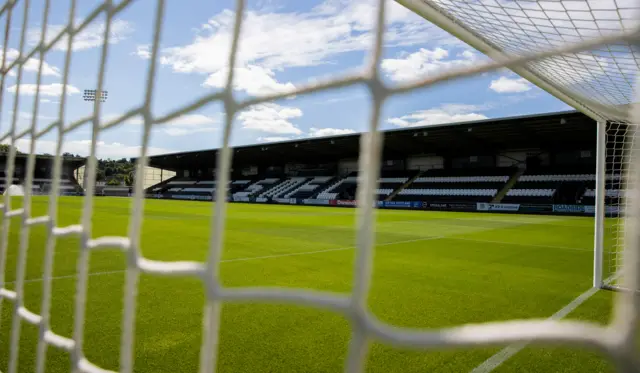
(469, 285, 602, 373)
(221, 235, 444, 263)
(11, 235, 444, 285)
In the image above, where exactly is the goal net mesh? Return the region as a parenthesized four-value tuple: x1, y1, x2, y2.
(605, 121, 636, 285)
(0, 0, 638, 372)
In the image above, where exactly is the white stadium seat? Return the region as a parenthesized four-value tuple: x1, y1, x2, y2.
(398, 188, 498, 196)
(232, 178, 282, 198)
(378, 177, 409, 183)
(260, 177, 306, 198)
(285, 176, 332, 197)
(182, 188, 214, 192)
(583, 189, 623, 198)
(518, 174, 598, 182)
(415, 176, 509, 183)
(317, 192, 338, 200)
(506, 188, 555, 197)
(375, 188, 394, 195)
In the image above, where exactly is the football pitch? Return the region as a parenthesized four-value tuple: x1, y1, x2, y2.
(0, 197, 622, 372)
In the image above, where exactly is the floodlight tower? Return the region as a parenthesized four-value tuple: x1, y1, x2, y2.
(83, 89, 108, 102)
(81, 89, 108, 190)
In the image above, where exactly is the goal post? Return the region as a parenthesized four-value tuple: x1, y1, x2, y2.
(594, 120, 606, 288)
(395, 0, 638, 294)
(599, 120, 639, 293)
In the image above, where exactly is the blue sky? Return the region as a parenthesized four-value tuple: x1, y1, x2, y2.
(0, 0, 574, 159)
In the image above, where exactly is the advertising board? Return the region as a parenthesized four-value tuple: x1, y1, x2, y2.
(552, 204, 585, 213)
(336, 200, 357, 206)
(476, 203, 520, 212)
(171, 194, 213, 201)
(274, 198, 298, 204)
(520, 204, 553, 213)
(383, 201, 413, 208)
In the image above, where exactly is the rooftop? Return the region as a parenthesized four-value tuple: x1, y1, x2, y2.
(146, 110, 599, 171)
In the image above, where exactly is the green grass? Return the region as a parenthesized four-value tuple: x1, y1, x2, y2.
(0, 197, 624, 372)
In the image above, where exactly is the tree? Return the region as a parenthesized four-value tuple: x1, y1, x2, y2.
(124, 173, 134, 186)
(93, 157, 136, 186)
(0, 144, 23, 154)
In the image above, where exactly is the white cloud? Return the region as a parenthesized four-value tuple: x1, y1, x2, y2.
(135, 45, 151, 59)
(309, 127, 355, 137)
(7, 83, 80, 97)
(11, 111, 56, 121)
(28, 20, 133, 51)
(160, 114, 218, 136)
(257, 136, 292, 143)
(9, 138, 170, 159)
(115, 113, 218, 137)
(0, 47, 60, 76)
(203, 65, 296, 96)
(0, 111, 57, 132)
(387, 104, 489, 127)
(381, 48, 479, 82)
(154, 0, 443, 94)
(237, 103, 303, 134)
(489, 76, 532, 93)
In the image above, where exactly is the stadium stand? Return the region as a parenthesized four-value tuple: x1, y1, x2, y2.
(376, 171, 419, 200)
(139, 110, 613, 216)
(502, 167, 595, 204)
(145, 177, 259, 200)
(317, 173, 357, 200)
(286, 176, 334, 199)
(580, 173, 623, 206)
(259, 177, 307, 198)
(0, 155, 85, 195)
(232, 178, 281, 199)
(395, 168, 513, 203)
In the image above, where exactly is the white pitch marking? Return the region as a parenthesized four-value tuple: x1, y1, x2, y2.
(469, 284, 603, 373)
(10, 236, 444, 285)
(19, 270, 125, 284)
(449, 236, 591, 252)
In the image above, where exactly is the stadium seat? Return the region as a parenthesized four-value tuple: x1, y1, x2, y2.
(286, 176, 333, 198)
(232, 178, 281, 199)
(259, 177, 307, 198)
(394, 167, 513, 203)
(501, 168, 598, 204)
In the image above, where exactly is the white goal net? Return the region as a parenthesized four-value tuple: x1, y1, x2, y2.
(605, 121, 636, 286)
(0, 0, 639, 373)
